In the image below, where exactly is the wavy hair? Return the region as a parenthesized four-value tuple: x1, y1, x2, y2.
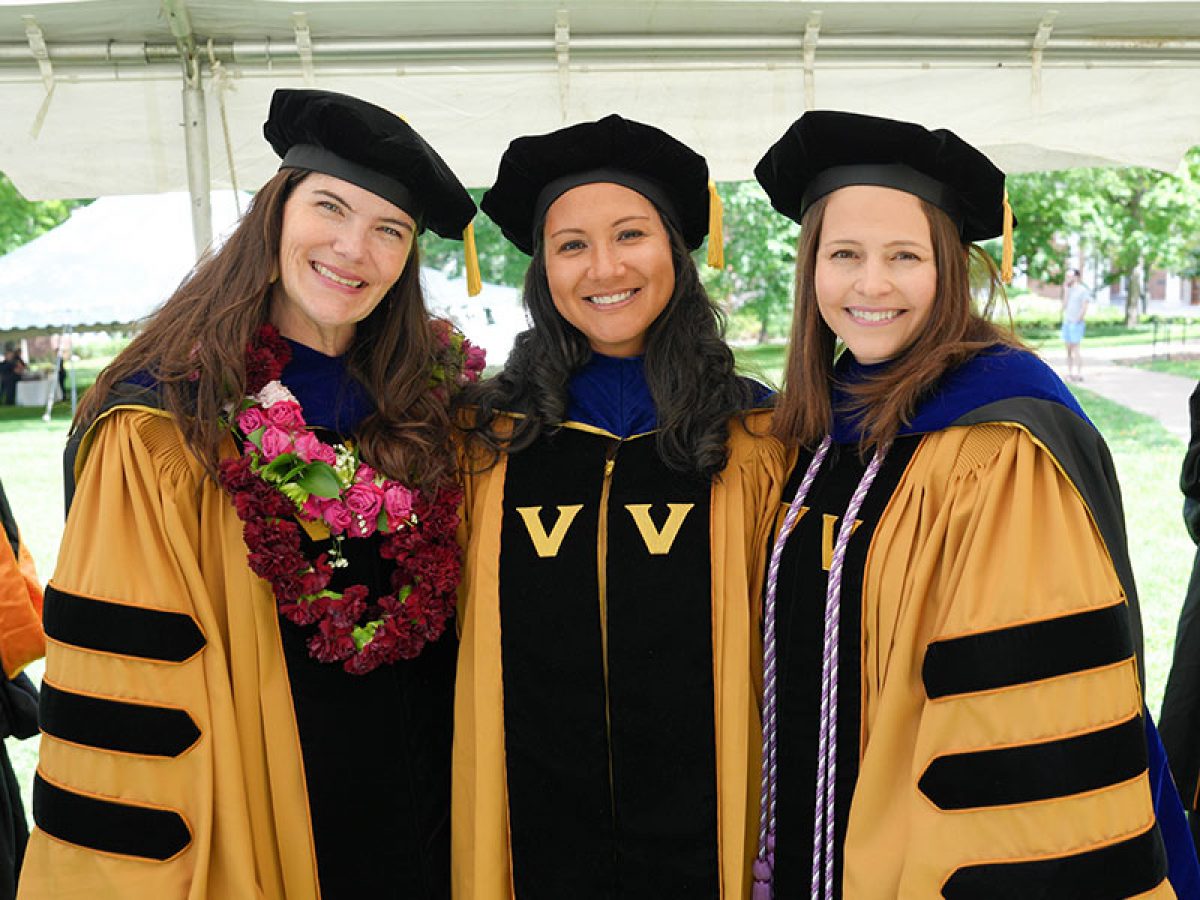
(76, 168, 459, 488)
(459, 213, 755, 479)
(772, 194, 1022, 451)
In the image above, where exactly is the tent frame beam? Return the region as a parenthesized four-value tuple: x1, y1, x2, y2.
(2, 33, 1200, 69)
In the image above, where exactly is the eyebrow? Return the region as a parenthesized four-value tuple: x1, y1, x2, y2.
(549, 214, 652, 240)
(821, 237, 930, 249)
(313, 188, 414, 233)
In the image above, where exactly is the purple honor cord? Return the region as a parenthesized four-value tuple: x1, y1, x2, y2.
(754, 437, 890, 900)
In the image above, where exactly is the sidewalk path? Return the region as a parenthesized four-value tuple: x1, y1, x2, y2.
(1038, 343, 1195, 442)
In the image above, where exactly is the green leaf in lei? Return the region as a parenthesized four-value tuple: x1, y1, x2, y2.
(296, 463, 342, 499)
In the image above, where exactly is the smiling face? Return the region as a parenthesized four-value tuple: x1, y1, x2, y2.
(542, 182, 675, 358)
(814, 185, 938, 365)
(270, 173, 416, 356)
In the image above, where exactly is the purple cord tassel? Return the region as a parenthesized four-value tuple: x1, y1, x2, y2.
(758, 437, 889, 899)
(752, 855, 774, 900)
(809, 443, 889, 899)
(757, 437, 833, 900)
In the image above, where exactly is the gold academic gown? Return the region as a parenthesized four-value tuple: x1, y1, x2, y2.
(453, 410, 785, 899)
(772, 420, 1174, 898)
(20, 406, 325, 899)
(0, 482, 44, 679)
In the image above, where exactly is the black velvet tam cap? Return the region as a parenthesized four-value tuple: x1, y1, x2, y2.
(754, 110, 1013, 242)
(480, 114, 712, 255)
(264, 88, 476, 240)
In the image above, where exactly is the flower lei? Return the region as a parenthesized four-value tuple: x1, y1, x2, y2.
(218, 322, 485, 674)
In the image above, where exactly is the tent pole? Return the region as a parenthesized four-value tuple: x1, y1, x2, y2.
(68, 327, 76, 419)
(163, 0, 212, 259)
(182, 69, 213, 258)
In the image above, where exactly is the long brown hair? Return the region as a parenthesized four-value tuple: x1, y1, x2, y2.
(77, 168, 458, 488)
(772, 194, 1021, 450)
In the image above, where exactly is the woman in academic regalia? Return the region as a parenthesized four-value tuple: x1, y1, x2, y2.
(18, 89, 481, 900)
(749, 110, 1197, 899)
(452, 115, 784, 899)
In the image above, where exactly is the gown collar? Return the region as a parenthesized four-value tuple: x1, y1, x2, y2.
(565, 353, 657, 439)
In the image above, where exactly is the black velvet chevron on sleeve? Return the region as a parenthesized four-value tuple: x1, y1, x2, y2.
(43, 585, 206, 663)
(942, 824, 1168, 899)
(32, 774, 191, 861)
(922, 603, 1133, 700)
(918, 714, 1146, 810)
(39, 682, 200, 758)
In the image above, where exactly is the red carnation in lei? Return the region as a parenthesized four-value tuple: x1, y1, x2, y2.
(218, 323, 473, 674)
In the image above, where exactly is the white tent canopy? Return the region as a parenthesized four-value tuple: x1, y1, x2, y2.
(0, 1, 1199, 251)
(1, 2, 1199, 189)
(0, 191, 247, 333)
(0, 190, 526, 362)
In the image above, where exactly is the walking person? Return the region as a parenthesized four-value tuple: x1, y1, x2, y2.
(1159, 381, 1200, 854)
(1062, 266, 1091, 381)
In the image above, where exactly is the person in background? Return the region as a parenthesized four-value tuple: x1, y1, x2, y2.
(453, 115, 782, 898)
(17, 89, 481, 900)
(751, 109, 1197, 899)
(1159, 381, 1200, 854)
(0, 478, 44, 900)
(1062, 266, 1091, 382)
(0, 350, 25, 407)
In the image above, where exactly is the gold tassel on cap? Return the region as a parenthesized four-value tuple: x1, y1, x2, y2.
(464, 221, 482, 297)
(706, 181, 725, 270)
(1001, 190, 1014, 285)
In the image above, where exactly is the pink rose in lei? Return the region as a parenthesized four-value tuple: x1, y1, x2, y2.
(294, 431, 336, 464)
(238, 407, 268, 434)
(384, 484, 414, 521)
(302, 494, 327, 520)
(345, 482, 384, 521)
(266, 401, 305, 430)
(260, 426, 294, 460)
(322, 502, 353, 534)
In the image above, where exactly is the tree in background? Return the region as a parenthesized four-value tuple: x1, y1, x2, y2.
(702, 181, 799, 343)
(1007, 149, 1200, 325)
(421, 187, 529, 287)
(0, 173, 87, 255)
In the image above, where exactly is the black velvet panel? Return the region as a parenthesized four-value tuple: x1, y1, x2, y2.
(278, 522, 457, 900)
(942, 824, 1169, 899)
(918, 714, 1147, 810)
(922, 603, 1134, 701)
(40, 681, 200, 758)
(0, 733, 28, 900)
(773, 437, 920, 899)
(500, 429, 616, 900)
(32, 773, 190, 861)
(43, 585, 206, 663)
(604, 437, 717, 896)
(0, 480, 20, 560)
(954, 398, 1146, 685)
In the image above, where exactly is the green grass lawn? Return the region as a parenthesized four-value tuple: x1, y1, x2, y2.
(1070, 387, 1191, 716)
(734, 344, 788, 388)
(1128, 357, 1200, 381)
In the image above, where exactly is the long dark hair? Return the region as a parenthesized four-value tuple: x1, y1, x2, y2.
(772, 195, 1021, 450)
(459, 213, 755, 479)
(77, 168, 459, 488)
